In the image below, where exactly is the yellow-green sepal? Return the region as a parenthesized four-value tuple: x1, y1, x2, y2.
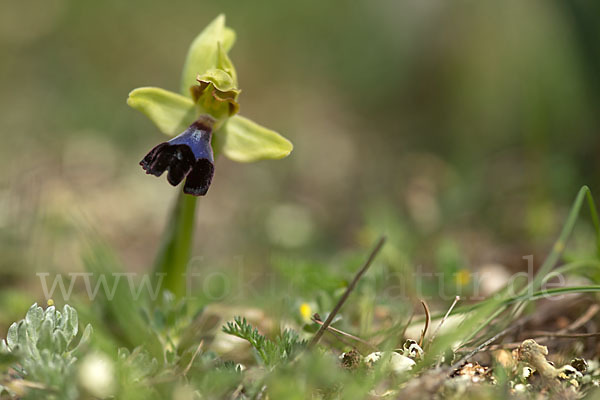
(180, 14, 237, 95)
(127, 87, 196, 136)
(217, 115, 293, 162)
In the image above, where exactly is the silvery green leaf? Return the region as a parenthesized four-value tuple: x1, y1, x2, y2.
(53, 331, 68, 354)
(127, 87, 196, 136)
(118, 347, 131, 360)
(63, 304, 78, 340)
(44, 305, 56, 327)
(56, 309, 65, 330)
(39, 348, 52, 364)
(218, 115, 293, 162)
(6, 323, 18, 351)
(70, 324, 92, 355)
(16, 321, 28, 353)
(25, 303, 43, 343)
(25, 303, 43, 327)
(125, 348, 159, 382)
(80, 323, 92, 346)
(38, 319, 54, 351)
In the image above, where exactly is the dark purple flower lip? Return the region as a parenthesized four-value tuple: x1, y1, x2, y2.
(140, 116, 215, 196)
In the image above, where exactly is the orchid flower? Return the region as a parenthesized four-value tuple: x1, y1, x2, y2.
(128, 15, 293, 196)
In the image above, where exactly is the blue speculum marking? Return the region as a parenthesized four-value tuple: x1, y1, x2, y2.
(140, 117, 215, 196)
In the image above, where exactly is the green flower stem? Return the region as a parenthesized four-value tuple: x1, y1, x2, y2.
(153, 190, 198, 298)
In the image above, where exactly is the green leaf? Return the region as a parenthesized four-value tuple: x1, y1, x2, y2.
(82, 244, 164, 359)
(74, 324, 93, 353)
(217, 115, 293, 162)
(25, 304, 43, 328)
(127, 87, 196, 136)
(38, 319, 54, 351)
(63, 304, 78, 340)
(44, 306, 56, 327)
(53, 331, 68, 354)
(6, 323, 18, 351)
(180, 14, 237, 94)
(25, 304, 43, 343)
(16, 322, 28, 353)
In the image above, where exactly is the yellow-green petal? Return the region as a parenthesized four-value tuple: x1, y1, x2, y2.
(127, 87, 196, 136)
(197, 68, 238, 93)
(180, 14, 236, 95)
(216, 42, 237, 86)
(218, 115, 293, 162)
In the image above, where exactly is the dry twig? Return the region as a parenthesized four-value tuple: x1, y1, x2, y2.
(451, 317, 531, 369)
(428, 296, 460, 347)
(183, 341, 204, 376)
(558, 303, 600, 333)
(308, 237, 386, 348)
(528, 331, 600, 339)
(311, 314, 378, 353)
(419, 300, 430, 348)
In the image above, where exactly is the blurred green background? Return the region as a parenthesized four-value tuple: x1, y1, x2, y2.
(1, 0, 599, 321)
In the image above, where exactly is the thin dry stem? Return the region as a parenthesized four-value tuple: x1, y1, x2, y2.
(311, 315, 378, 353)
(308, 236, 386, 348)
(419, 300, 431, 348)
(428, 296, 460, 347)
